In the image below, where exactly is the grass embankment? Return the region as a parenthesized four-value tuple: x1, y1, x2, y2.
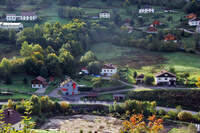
(0, 93, 31, 101)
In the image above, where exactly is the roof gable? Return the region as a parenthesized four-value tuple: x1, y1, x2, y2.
(3, 108, 23, 125)
(156, 70, 176, 77)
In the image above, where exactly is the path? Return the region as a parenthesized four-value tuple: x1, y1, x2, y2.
(34, 87, 47, 95)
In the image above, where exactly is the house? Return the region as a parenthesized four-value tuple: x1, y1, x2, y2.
(139, 6, 154, 14)
(146, 26, 158, 34)
(2, 108, 23, 131)
(196, 25, 200, 33)
(136, 74, 144, 84)
(81, 67, 89, 74)
(188, 18, 200, 26)
(60, 78, 79, 95)
(31, 76, 48, 89)
(185, 13, 197, 20)
(6, 14, 17, 21)
(99, 11, 111, 19)
(164, 34, 177, 43)
(152, 20, 161, 26)
(155, 70, 176, 86)
(20, 12, 37, 21)
(6, 12, 37, 21)
(0, 22, 23, 30)
(101, 64, 117, 77)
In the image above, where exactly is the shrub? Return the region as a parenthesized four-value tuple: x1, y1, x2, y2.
(60, 101, 70, 113)
(144, 75, 154, 85)
(167, 110, 178, 120)
(178, 111, 193, 122)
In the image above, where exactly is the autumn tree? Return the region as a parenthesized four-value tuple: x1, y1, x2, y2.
(196, 77, 200, 88)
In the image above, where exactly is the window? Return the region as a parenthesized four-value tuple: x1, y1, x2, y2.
(104, 70, 106, 72)
(165, 78, 167, 80)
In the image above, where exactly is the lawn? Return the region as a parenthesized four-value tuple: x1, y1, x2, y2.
(0, 93, 31, 101)
(0, 74, 35, 93)
(91, 42, 200, 79)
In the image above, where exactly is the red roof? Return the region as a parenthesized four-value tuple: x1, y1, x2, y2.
(147, 27, 157, 32)
(36, 76, 46, 82)
(81, 67, 87, 70)
(185, 13, 197, 19)
(155, 70, 176, 77)
(102, 64, 116, 69)
(62, 88, 68, 91)
(3, 108, 23, 125)
(153, 20, 160, 26)
(164, 34, 176, 41)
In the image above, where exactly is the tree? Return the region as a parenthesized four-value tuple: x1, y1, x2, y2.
(87, 61, 101, 75)
(133, 71, 137, 79)
(91, 77, 103, 88)
(144, 75, 154, 85)
(80, 51, 96, 65)
(196, 77, 200, 88)
(20, 41, 33, 57)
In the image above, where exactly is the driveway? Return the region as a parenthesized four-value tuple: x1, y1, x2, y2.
(34, 87, 46, 95)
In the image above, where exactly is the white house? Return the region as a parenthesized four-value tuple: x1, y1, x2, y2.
(99, 11, 111, 19)
(101, 64, 117, 77)
(196, 25, 200, 33)
(31, 76, 48, 89)
(188, 18, 200, 26)
(155, 70, 176, 86)
(139, 6, 154, 14)
(0, 22, 23, 30)
(60, 78, 79, 96)
(6, 12, 37, 21)
(81, 67, 89, 74)
(3, 108, 23, 131)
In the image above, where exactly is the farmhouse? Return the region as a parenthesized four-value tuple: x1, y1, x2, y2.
(146, 26, 158, 34)
(6, 12, 37, 21)
(3, 108, 23, 131)
(155, 70, 176, 86)
(60, 78, 79, 95)
(99, 11, 111, 19)
(31, 76, 48, 89)
(0, 22, 23, 30)
(136, 74, 144, 84)
(81, 67, 89, 74)
(164, 34, 177, 43)
(101, 64, 117, 77)
(188, 18, 200, 26)
(139, 6, 154, 14)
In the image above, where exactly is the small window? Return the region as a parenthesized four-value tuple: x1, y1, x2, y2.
(165, 78, 167, 80)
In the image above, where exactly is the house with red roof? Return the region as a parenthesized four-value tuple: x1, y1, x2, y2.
(185, 13, 197, 20)
(3, 108, 23, 130)
(81, 67, 89, 74)
(152, 20, 161, 26)
(31, 76, 48, 89)
(164, 34, 177, 43)
(146, 26, 158, 34)
(155, 70, 176, 86)
(101, 64, 117, 77)
(60, 78, 79, 95)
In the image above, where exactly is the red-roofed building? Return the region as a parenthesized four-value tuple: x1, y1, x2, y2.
(60, 78, 79, 95)
(155, 70, 176, 86)
(101, 64, 117, 77)
(31, 76, 48, 89)
(185, 13, 197, 20)
(153, 20, 161, 26)
(164, 34, 177, 43)
(81, 67, 89, 74)
(146, 26, 158, 34)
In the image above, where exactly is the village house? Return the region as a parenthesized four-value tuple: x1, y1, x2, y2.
(146, 26, 158, 34)
(136, 74, 144, 84)
(2, 108, 23, 131)
(139, 6, 154, 14)
(60, 78, 79, 96)
(152, 20, 161, 26)
(188, 18, 200, 26)
(196, 25, 200, 33)
(164, 34, 177, 43)
(81, 67, 89, 74)
(155, 70, 176, 86)
(99, 11, 111, 19)
(0, 22, 23, 30)
(31, 76, 48, 89)
(101, 64, 117, 77)
(6, 12, 37, 21)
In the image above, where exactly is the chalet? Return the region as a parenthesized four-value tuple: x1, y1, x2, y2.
(99, 11, 110, 19)
(136, 74, 144, 84)
(60, 78, 79, 95)
(196, 25, 200, 33)
(31, 76, 48, 89)
(0, 22, 23, 30)
(2, 108, 23, 131)
(146, 26, 158, 34)
(139, 6, 154, 14)
(152, 20, 161, 26)
(164, 34, 177, 43)
(188, 18, 200, 26)
(155, 70, 176, 86)
(101, 64, 117, 77)
(185, 13, 197, 20)
(6, 12, 37, 21)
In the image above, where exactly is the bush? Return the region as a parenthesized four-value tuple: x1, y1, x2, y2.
(167, 110, 178, 120)
(60, 101, 70, 113)
(178, 111, 193, 122)
(144, 75, 154, 85)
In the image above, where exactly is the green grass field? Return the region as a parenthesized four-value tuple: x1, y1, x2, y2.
(0, 93, 31, 101)
(91, 42, 200, 79)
